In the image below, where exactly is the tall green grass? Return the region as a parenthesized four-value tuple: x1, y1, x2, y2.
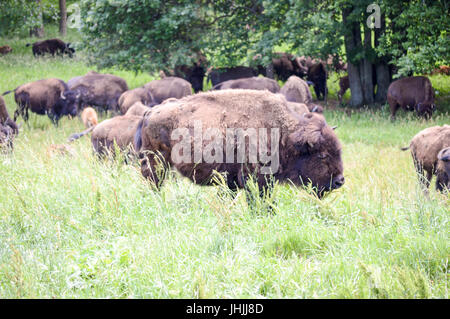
(0, 29, 448, 298)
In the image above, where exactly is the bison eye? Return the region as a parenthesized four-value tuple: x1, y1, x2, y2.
(318, 153, 327, 159)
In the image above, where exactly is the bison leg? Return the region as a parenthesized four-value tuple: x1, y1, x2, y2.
(140, 151, 169, 189)
(435, 171, 449, 193)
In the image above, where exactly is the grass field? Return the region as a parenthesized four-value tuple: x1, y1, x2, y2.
(0, 29, 449, 298)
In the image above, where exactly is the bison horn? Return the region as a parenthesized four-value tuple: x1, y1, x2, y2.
(331, 126, 338, 130)
(60, 91, 66, 100)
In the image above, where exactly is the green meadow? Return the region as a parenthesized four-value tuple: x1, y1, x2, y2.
(0, 29, 448, 298)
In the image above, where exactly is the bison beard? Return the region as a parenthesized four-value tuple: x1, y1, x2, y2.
(135, 90, 344, 199)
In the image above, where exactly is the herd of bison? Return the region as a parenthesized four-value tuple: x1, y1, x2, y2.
(0, 38, 449, 199)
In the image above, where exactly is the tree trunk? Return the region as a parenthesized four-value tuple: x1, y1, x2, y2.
(361, 28, 374, 104)
(30, 0, 44, 38)
(59, 0, 67, 36)
(342, 7, 364, 107)
(374, 13, 390, 103)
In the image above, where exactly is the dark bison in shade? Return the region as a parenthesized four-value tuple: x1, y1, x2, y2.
(173, 52, 208, 93)
(307, 62, 327, 101)
(135, 90, 344, 198)
(143, 77, 192, 105)
(387, 76, 436, 120)
(26, 38, 75, 57)
(208, 66, 259, 87)
(2, 78, 78, 125)
(212, 77, 280, 93)
(70, 73, 129, 113)
(402, 125, 450, 192)
(271, 52, 308, 81)
(0, 45, 12, 55)
(338, 75, 349, 103)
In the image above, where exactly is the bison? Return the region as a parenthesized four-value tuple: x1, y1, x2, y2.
(26, 38, 75, 57)
(0, 45, 12, 55)
(143, 77, 192, 105)
(280, 76, 323, 113)
(125, 102, 152, 117)
(387, 76, 436, 120)
(81, 107, 98, 128)
(3, 78, 78, 125)
(118, 87, 154, 115)
(271, 52, 308, 81)
(207, 66, 259, 87)
(0, 123, 14, 150)
(402, 125, 450, 192)
(338, 75, 349, 104)
(135, 89, 344, 198)
(212, 77, 280, 93)
(307, 62, 328, 101)
(70, 73, 129, 113)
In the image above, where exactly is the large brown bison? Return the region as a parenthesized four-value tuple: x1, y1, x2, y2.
(271, 52, 308, 81)
(2, 78, 78, 125)
(0, 95, 19, 135)
(387, 76, 436, 120)
(338, 75, 349, 104)
(0, 45, 12, 55)
(207, 66, 259, 87)
(143, 77, 192, 105)
(70, 73, 129, 113)
(402, 125, 450, 192)
(118, 87, 154, 115)
(212, 77, 280, 93)
(26, 38, 75, 57)
(135, 90, 344, 198)
(280, 76, 323, 113)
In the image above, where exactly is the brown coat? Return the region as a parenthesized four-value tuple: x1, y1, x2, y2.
(0, 96, 19, 135)
(81, 107, 98, 128)
(136, 89, 344, 197)
(0, 45, 12, 55)
(143, 77, 192, 104)
(280, 76, 313, 105)
(212, 77, 280, 93)
(387, 76, 436, 119)
(405, 125, 450, 191)
(118, 87, 153, 114)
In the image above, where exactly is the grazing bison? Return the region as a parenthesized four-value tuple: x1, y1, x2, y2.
(208, 66, 259, 87)
(3, 78, 78, 125)
(67, 71, 99, 90)
(0, 45, 12, 55)
(118, 87, 154, 114)
(135, 90, 344, 198)
(125, 102, 152, 117)
(387, 76, 436, 120)
(338, 75, 349, 103)
(143, 77, 192, 105)
(212, 77, 280, 93)
(70, 73, 129, 113)
(26, 38, 75, 57)
(271, 52, 308, 81)
(402, 125, 450, 192)
(0, 96, 19, 135)
(81, 107, 98, 128)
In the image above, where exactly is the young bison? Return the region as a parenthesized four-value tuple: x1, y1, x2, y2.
(135, 90, 344, 198)
(387, 76, 436, 120)
(81, 107, 98, 128)
(402, 125, 450, 192)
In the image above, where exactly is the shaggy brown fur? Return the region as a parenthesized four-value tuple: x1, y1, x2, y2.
(270, 52, 308, 81)
(403, 125, 450, 192)
(71, 73, 128, 112)
(338, 75, 349, 103)
(3, 78, 78, 124)
(136, 89, 344, 197)
(125, 102, 151, 117)
(387, 76, 436, 119)
(286, 102, 310, 116)
(0, 96, 19, 135)
(143, 77, 192, 104)
(81, 107, 98, 128)
(0, 45, 12, 55)
(118, 87, 153, 114)
(436, 147, 450, 191)
(26, 38, 74, 57)
(212, 77, 280, 93)
(280, 76, 313, 105)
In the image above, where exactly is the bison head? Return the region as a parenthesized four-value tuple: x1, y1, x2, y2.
(282, 113, 344, 198)
(415, 102, 436, 119)
(438, 147, 450, 178)
(60, 90, 79, 117)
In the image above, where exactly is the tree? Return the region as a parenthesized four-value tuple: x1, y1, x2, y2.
(59, 0, 67, 36)
(30, 0, 45, 38)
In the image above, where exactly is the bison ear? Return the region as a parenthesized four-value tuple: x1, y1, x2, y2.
(438, 148, 450, 162)
(288, 129, 322, 155)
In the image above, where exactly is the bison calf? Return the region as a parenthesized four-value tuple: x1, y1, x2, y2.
(0, 45, 12, 55)
(403, 125, 450, 192)
(81, 107, 98, 128)
(387, 76, 436, 120)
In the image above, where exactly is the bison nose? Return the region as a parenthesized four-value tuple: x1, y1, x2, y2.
(332, 175, 345, 189)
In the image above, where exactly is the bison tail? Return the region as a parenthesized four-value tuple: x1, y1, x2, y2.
(401, 146, 410, 151)
(67, 125, 95, 143)
(134, 118, 145, 152)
